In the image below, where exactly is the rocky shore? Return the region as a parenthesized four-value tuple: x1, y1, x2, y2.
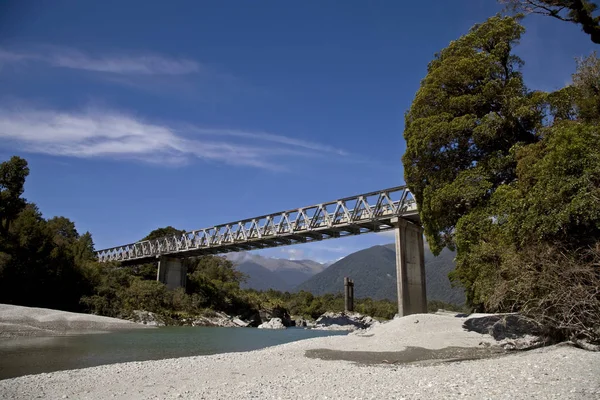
(128, 308, 377, 331)
(130, 310, 253, 328)
(0, 303, 378, 337)
(1, 312, 598, 399)
(313, 311, 378, 331)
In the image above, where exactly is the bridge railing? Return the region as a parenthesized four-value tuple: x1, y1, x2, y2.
(96, 186, 417, 262)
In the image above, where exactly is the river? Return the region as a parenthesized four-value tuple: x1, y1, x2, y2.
(0, 326, 347, 380)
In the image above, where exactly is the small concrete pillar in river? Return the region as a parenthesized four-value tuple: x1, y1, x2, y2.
(392, 217, 427, 316)
(344, 277, 354, 312)
(156, 256, 187, 290)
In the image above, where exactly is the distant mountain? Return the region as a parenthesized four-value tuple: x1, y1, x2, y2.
(296, 243, 465, 305)
(234, 261, 291, 291)
(225, 252, 327, 291)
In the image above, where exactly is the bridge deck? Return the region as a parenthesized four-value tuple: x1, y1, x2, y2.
(96, 186, 419, 264)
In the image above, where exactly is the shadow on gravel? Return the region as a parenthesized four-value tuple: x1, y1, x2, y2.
(305, 346, 508, 366)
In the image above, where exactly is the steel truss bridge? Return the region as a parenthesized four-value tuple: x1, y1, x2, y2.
(96, 186, 419, 264)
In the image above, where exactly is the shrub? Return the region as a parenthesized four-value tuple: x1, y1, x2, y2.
(487, 244, 600, 346)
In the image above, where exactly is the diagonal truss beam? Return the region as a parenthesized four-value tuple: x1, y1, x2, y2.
(96, 186, 418, 264)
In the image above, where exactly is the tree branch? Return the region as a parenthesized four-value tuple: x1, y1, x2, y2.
(501, 0, 600, 43)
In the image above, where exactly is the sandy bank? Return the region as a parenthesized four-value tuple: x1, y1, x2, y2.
(1, 313, 598, 399)
(0, 304, 150, 338)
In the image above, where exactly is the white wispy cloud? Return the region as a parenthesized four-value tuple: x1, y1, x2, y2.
(0, 49, 32, 64)
(189, 128, 349, 156)
(0, 46, 200, 75)
(273, 241, 362, 263)
(0, 107, 347, 170)
(279, 248, 305, 260)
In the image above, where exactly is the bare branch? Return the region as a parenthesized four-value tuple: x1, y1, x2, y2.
(487, 244, 600, 346)
(500, 0, 600, 43)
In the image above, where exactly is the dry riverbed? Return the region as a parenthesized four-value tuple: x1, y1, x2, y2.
(1, 310, 598, 399)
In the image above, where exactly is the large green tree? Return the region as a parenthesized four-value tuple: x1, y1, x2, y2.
(0, 156, 99, 311)
(404, 16, 600, 341)
(0, 202, 96, 310)
(403, 15, 543, 255)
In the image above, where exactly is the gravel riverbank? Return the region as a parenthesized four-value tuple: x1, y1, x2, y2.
(1, 312, 598, 399)
(0, 304, 150, 338)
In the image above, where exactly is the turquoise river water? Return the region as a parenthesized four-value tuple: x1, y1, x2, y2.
(0, 326, 347, 380)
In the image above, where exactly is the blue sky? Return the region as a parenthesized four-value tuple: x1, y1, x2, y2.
(0, 1, 597, 263)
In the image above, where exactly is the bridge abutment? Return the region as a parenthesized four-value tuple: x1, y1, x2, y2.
(157, 256, 187, 290)
(392, 217, 427, 316)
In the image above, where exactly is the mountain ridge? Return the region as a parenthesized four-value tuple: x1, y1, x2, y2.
(296, 244, 464, 305)
(227, 243, 464, 305)
(226, 252, 326, 291)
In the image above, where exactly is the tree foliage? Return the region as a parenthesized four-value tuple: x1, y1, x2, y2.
(238, 289, 435, 320)
(572, 52, 600, 122)
(0, 156, 29, 235)
(404, 16, 600, 342)
(502, 0, 600, 44)
(130, 226, 188, 281)
(0, 197, 96, 311)
(142, 226, 185, 241)
(403, 15, 542, 255)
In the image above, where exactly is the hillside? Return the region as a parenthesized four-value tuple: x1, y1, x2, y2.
(296, 244, 464, 305)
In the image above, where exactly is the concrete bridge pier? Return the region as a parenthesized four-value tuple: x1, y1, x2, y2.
(157, 256, 187, 290)
(392, 217, 427, 316)
(344, 277, 354, 312)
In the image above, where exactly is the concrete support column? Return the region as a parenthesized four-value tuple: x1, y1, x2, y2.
(392, 217, 427, 316)
(344, 277, 354, 312)
(349, 280, 354, 312)
(157, 256, 187, 290)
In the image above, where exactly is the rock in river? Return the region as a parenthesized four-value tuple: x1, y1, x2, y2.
(258, 318, 286, 330)
(313, 312, 377, 331)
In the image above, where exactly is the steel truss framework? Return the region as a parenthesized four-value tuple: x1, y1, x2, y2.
(96, 186, 418, 264)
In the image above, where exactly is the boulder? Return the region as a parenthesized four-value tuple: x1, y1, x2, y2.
(462, 314, 545, 350)
(463, 314, 543, 340)
(313, 312, 377, 331)
(240, 310, 262, 327)
(191, 312, 251, 328)
(259, 306, 292, 327)
(130, 310, 166, 327)
(293, 317, 317, 329)
(258, 318, 286, 330)
(232, 318, 250, 327)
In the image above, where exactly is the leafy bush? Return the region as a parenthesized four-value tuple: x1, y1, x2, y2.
(120, 279, 172, 314)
